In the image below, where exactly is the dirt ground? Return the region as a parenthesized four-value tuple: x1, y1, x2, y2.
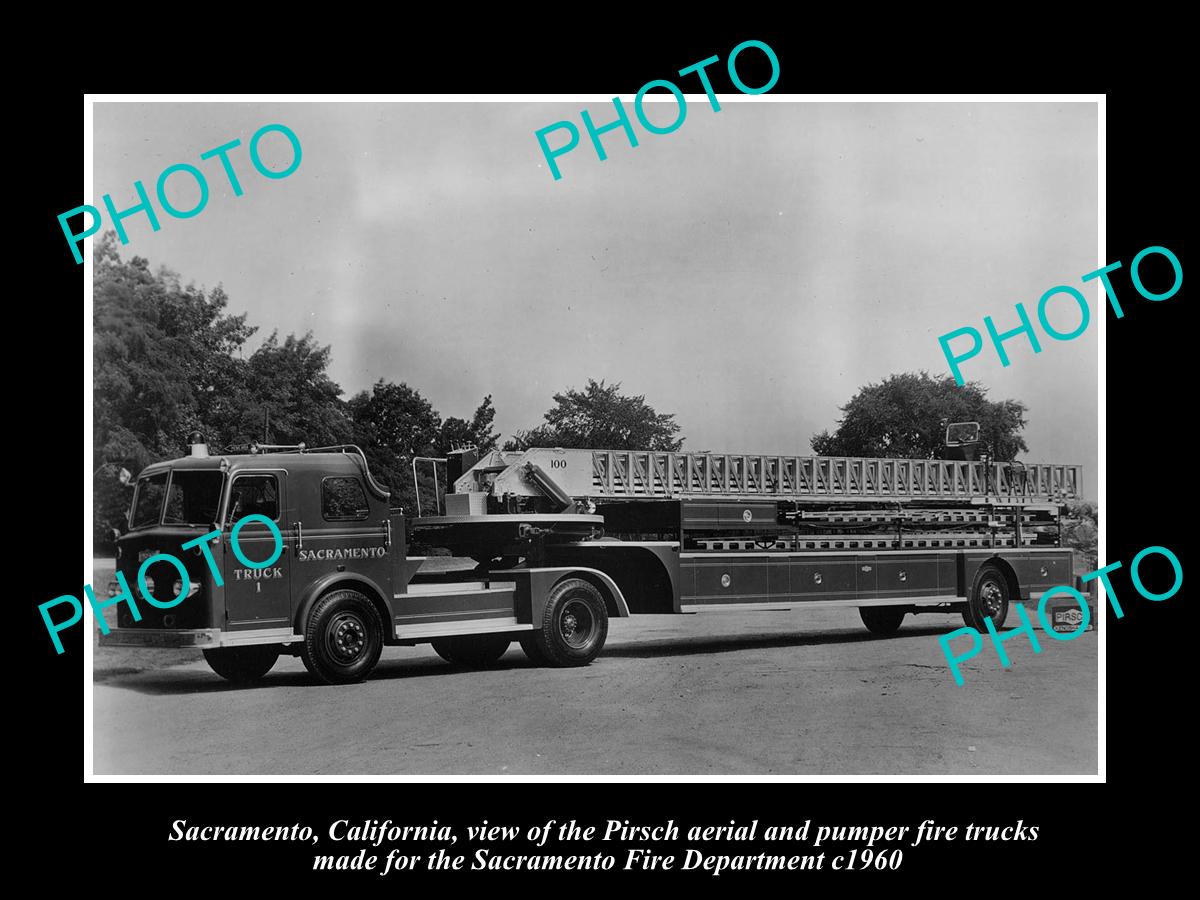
(90, 560, 1098, 776)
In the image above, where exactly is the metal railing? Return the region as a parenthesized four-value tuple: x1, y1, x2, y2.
(589, 451, 1081, 503)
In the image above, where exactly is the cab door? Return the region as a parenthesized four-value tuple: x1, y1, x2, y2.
(293, 474, 392, 611)
(223, 470, 293, 629)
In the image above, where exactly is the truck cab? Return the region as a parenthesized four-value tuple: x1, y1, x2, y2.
(100, 441, 633, 684)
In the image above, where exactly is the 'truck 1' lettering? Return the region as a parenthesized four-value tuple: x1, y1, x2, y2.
(58, 124, 303, 264)
(535, 40, 781, 181)
(38, 514, 284, 654)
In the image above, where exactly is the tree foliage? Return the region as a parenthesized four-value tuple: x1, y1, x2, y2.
(347, 380, 441, 513)
(1060, 500, 1098, 572)
(439, 395, 499, 456)
(505, 379, 684, 451)
(810, 372, 1029, 461)
(93, 235, 497, 546)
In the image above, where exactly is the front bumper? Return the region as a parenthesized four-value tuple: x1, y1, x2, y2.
(98, 627, 303, 649)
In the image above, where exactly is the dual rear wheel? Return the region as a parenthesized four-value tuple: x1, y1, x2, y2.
(963, 564, 1011, 631)
(432, 579, 610, 669)
(521, 578, 609, 667)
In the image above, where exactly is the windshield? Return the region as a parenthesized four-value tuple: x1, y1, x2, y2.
(164, 470, 225, 526)
(130, 472, 168, 528)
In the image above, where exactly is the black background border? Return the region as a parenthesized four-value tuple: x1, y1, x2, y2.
(23, 27, 1188, 884)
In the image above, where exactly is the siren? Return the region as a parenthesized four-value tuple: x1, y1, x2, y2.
(187, 430, 209, 458)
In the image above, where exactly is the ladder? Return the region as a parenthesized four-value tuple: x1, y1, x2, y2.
(590, 450, 1081, 504)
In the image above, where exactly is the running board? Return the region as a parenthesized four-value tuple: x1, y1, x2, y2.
(680, 596, 966, 613)
(394, 617, 534, 640)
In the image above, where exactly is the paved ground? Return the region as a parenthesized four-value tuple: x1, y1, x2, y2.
(92, 556, 1097, 776)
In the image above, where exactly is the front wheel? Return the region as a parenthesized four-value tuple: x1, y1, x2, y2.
(300, 589, 384, 685)
(859, 606, 906, 635)
(528, 578, 609, 667)
(432, 634, 511, 667)
(203, 645, 280, 683)
(964, 564, 1011, 631)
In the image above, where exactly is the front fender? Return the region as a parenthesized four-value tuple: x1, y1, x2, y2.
(509, 566, 632, 625)
(292, 571, 393, 633)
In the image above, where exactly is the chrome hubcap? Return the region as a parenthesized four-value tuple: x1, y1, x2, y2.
(560, 600, 594, 649)
(980, 580, 1004, 617)
(327, 613, 366, 663)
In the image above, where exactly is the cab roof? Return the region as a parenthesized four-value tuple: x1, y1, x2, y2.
(139, 451, 390, 498)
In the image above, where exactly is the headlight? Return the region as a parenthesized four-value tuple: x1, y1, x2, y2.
(171, 580, 202, 599)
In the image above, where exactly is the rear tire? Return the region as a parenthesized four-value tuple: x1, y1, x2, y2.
(964, 563, 1011, 631)
(203, 645, 279, 683)
(300, 589, 384, 685)
(529, 577, 609, 667)
(432, 634, 511, 667)
(859, 606, 906, 635)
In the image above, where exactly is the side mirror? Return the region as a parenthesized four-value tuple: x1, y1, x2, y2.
(944, 421, 981, 445)
(109, 526, 122, 543)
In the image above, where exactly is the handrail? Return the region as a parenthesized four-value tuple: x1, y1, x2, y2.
(412, 457, 448, 517)
(250, 443, 391, 500)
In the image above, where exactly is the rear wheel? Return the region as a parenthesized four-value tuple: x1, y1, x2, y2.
(528, 578, 609, 667)
(859, 606, 907, 635)
(203, 645, 280, 683)
(300, 589, 384, 685)
(964, 564, 1011, 631)
(432, 634, 511, 667)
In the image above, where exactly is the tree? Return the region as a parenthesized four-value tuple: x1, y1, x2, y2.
(229, 331, 352, 448)
(1060, 500, 1098, 572)
(93, 234, 506, 536)
(810, 371, 1029, 461)
(505, 379, 684, 451)
(93, 233, 257, 545)
(93, 235, 358, 547)
(348, 380, 443, 513)
(437, 394, 499, 456)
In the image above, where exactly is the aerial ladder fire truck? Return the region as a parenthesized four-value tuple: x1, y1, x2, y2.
(100, 425, 1082, 684)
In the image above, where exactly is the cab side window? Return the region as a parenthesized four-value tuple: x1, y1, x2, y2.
(228, 475, 280, 523)
(323, 477, 369, 521)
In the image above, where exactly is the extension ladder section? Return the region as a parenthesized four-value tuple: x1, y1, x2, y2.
(590, 451, 1081, 504)
(697, 533, 1040, 552)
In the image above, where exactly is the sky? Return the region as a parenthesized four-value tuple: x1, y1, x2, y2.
(93, 100, 1099, 498)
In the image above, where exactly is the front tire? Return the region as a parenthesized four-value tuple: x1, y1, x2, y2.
(964, 563, 1011, 631)
(528, 577, 609, 667)
(203, 645, 279, 683)
(859, 606, 906, 635)
(432, 634, 511, 667)
(300, 589, 384, 685)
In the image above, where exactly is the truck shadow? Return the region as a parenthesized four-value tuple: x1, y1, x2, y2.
(602, 624, 951, 659)
(97, 623, 957, 695)
(95, 657, 498, 695)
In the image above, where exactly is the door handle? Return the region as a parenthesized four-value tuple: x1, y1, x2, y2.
(295, 521, 304, 551)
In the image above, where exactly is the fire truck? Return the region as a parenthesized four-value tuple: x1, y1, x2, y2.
(99, 426, 1082, 684)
